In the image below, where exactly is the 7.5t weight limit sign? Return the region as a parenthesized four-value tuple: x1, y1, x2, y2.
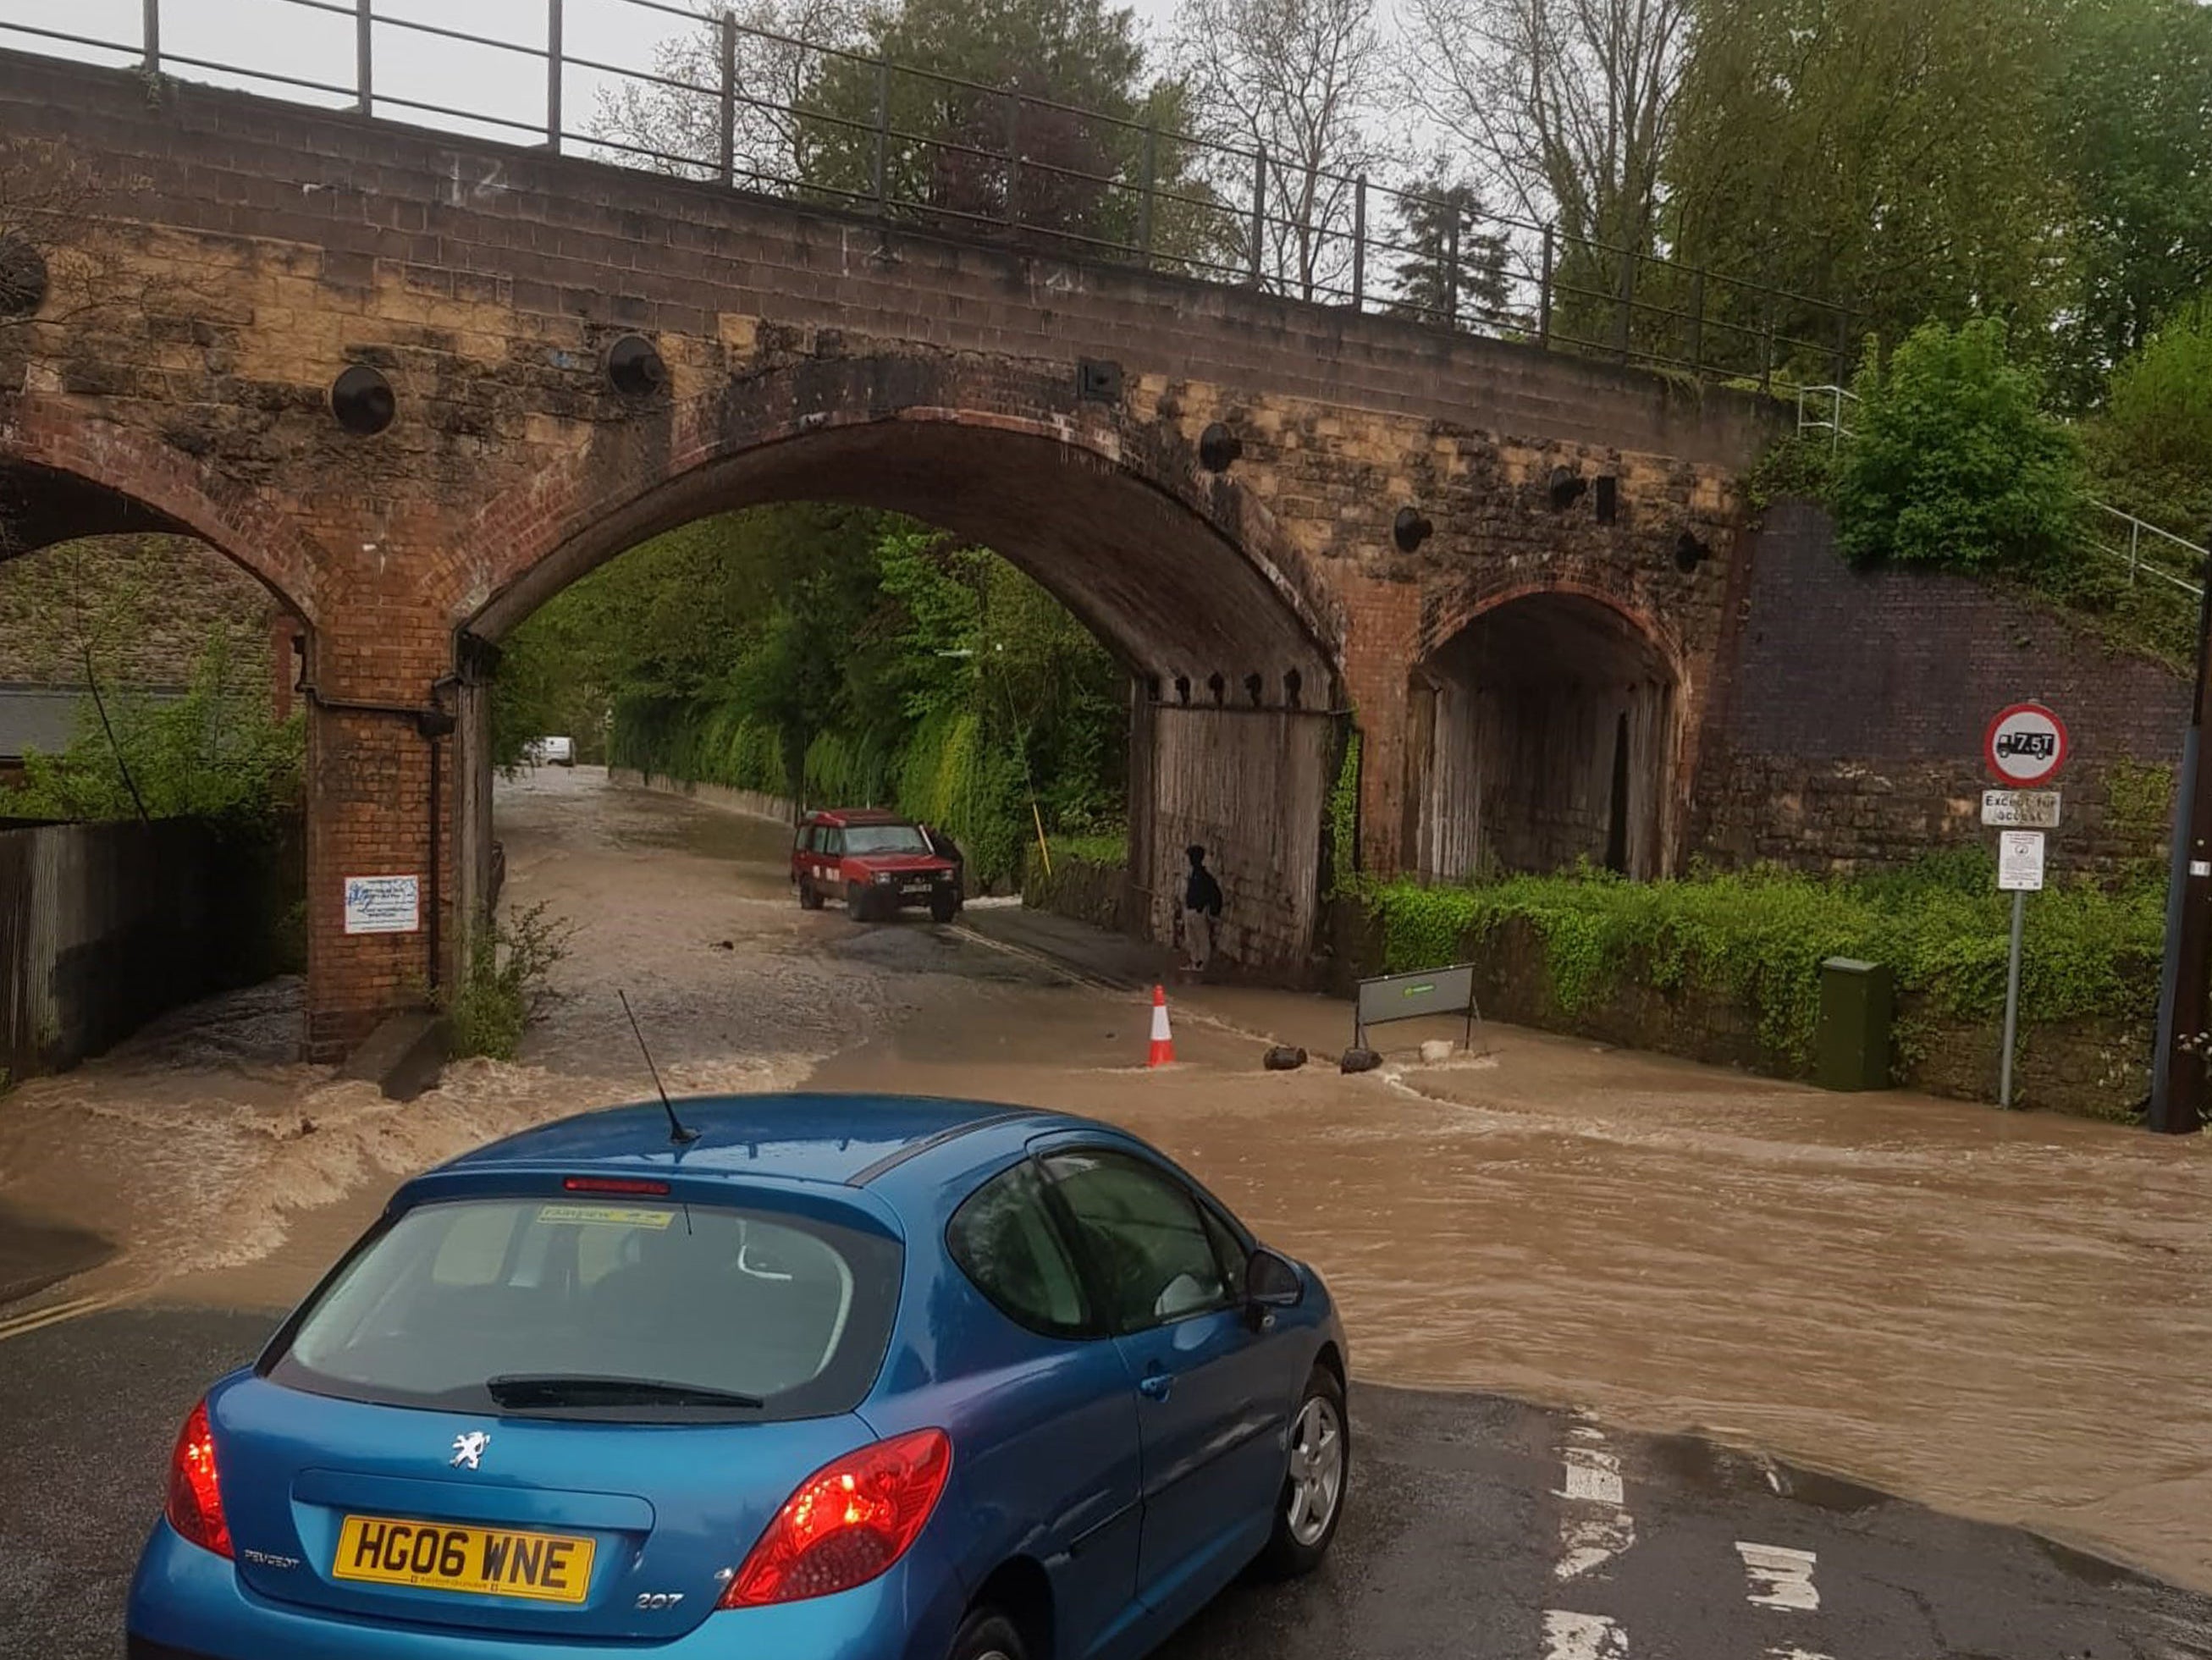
(1985, 702, 2069, 786)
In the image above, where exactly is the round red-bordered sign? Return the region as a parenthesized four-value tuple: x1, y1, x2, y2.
(1984, 702, 2068, 786)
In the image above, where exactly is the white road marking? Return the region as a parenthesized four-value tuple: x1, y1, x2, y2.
(1558, 1511, 1637, 1582)
(1738, 1541, 1821, 1611)
(1543, 1610, 1630, 1658)
(1553, 1417, 1636, 1582)
(1763, 1648, 1836, 1659)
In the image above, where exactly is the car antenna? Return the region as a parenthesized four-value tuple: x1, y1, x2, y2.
(619, 989, 698, 1145)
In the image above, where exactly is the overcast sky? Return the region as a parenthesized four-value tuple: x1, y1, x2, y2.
(0, 0, 1200, 154)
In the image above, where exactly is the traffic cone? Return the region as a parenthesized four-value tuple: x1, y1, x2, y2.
(1147, 984, 1175, 1067)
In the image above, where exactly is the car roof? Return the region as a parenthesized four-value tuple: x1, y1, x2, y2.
(807, 807, 912, 826)
(433, 1092, 1100, 1190)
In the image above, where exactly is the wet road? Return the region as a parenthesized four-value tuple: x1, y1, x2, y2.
(7, 1303, 2207, 1660)
(7, 766, 2212, 1655)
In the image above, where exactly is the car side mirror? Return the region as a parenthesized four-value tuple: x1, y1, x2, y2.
(1245, 1247, 1304, 1312)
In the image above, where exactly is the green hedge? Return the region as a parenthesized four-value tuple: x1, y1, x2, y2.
(1362, 858, 2163, 1067)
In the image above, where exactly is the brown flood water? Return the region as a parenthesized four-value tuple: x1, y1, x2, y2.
(816, 976, 2212, 1593)
(6, 766, 2210, 1593)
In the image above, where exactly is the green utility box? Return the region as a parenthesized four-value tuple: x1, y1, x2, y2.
(1814, 957, 1894, 1091)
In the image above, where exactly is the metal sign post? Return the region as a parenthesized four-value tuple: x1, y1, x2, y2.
(1984, 705, 2066, 1111)
(2151, 539, 2212, 1135)
(1996, 830, 2045, 1107)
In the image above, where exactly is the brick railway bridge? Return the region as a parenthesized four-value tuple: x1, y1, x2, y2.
(0, 51, 1779, 1057)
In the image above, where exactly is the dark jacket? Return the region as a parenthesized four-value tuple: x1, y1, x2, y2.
(1184, 864, 1223, 917)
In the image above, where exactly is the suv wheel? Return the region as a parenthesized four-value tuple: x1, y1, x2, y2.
(929, 891, 957, 924)
(847, 881, 873, 922)
(797, 879, 824, 911)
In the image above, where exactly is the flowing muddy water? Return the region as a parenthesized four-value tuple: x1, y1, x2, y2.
(5, 765, 2211, 1593)
(819, 983, 2212, 1591)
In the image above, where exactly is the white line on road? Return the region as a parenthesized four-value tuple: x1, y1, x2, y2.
(1763, 1648, 1837, 1659)
(1543, 1610, 1630, 1659)
(1738, 1541, 1822, 1611)
(1558, 1447, 1626, 1508)
(1554, 1418, 1636, 1582)
(1545, 1421, 1637, 1655)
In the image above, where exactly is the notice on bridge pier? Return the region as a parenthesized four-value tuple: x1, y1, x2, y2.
(343, 874, 422, 935)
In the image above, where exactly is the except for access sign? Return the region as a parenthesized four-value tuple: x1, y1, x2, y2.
(1998, 830, 2047, 892)
(1984, 702, 2069, 786)
(1982, 789, 2062, 829)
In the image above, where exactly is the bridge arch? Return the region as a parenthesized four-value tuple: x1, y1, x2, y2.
(0, 397, 322, 623)
(454, 367, 1340, 693)
(449, 364, 1346, 978)
(1407, 582, 1686, 881)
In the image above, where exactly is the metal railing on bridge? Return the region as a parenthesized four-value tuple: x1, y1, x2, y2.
(1795, 383, 2209, 599)
(3, 0, 1855, 392)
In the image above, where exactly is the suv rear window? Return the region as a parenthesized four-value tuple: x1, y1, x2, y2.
(267, 1197, 901, 1421)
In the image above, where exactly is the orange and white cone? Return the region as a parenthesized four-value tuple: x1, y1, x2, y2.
(1147, 984, 1175, 1067)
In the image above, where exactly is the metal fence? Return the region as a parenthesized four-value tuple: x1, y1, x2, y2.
(4, 0, 1854, 389)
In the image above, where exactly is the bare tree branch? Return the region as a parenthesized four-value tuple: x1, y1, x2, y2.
(590, 0, 869, 188)
(1397, 0, 1687, 256)
(1172, 0, 1385, 300)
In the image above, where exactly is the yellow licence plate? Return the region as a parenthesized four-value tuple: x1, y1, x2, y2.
(332, 1514, 596, 1604)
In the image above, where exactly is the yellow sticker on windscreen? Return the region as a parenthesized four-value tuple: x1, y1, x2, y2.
(535, 1204, 675, 1229)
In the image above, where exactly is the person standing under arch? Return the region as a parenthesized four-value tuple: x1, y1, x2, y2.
(1181, 844, 1224, 978)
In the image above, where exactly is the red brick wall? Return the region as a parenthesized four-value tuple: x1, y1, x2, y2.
(1693, 499, 2189, 872)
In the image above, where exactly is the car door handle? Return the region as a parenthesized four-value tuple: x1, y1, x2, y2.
(1137, 1372, 1173, 1403)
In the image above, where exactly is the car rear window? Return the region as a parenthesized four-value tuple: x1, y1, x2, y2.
(842, 824, 929, 855)
(266, 1196, 901, 1421)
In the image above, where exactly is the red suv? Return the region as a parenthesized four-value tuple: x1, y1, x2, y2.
(792, 808, 963, 923)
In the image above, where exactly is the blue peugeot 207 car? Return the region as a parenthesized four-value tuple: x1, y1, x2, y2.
(129, 1094, 1350, 1660)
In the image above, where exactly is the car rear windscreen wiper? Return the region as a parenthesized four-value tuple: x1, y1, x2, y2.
(484, 1374, 765, 1409)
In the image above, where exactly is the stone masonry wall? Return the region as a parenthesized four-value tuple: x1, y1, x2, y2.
(0, 534, 275, 687)
(1694, 499, 2191, 874)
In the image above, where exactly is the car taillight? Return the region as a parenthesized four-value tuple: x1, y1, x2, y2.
(165, 1398, 233, 1559)
(720, 1428, 952, 1608)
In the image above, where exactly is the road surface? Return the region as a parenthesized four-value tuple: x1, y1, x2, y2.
(3, 1303, 2204, 1660)
(3, 767, 2210, 1657)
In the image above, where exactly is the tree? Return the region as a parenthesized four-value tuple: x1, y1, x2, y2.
(0, 625, 302, 826)
(590, 0, 868, 188)
(795, 0, 1195, 258)
(2048, 0, 2212, 402)
(1387, 166, 1512, 330)
(1397, 0, 1690, 275)
(1172, 0, 1384, 300)
(1833, 317, 2084, 574)
(1663, 0, 2067, 374)
(2088, 294, 2212, 543)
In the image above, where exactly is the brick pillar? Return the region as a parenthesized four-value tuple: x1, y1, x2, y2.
(1337, 576, 1424, 880)
(301, 625, 458, 1062)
